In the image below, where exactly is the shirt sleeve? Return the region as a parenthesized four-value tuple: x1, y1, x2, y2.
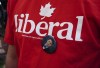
(4, 0, 15, 45)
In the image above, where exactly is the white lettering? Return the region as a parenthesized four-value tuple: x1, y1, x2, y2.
(75, 16, 84, 41)
(23, 14, 35, 34)
(36, 21, 48, 36)
(14, 14, 84, 41)
(14, 15, 18, 32)
(57, 22, 73, 40)
(48, 22, 60, 36)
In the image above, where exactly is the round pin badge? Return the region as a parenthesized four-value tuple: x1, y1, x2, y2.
(42, 35, 57, 54)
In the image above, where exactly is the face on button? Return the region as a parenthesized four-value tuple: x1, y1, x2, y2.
(42, 35, 57, 54)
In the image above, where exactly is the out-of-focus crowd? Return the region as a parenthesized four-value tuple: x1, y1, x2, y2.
(0, 0, 7, 68)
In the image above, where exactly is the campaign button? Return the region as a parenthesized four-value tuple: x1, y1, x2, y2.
(42, 35, 57, 54)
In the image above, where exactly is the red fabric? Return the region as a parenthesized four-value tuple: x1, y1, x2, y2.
(4, 0, 100, 68)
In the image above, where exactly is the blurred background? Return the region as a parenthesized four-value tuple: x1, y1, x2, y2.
(0, 0, 8, 68)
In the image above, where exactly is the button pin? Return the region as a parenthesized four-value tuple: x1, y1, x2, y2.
(42, 35, 57, 54)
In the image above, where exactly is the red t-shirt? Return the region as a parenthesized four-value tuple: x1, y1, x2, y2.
(4, 0, 100, 68)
